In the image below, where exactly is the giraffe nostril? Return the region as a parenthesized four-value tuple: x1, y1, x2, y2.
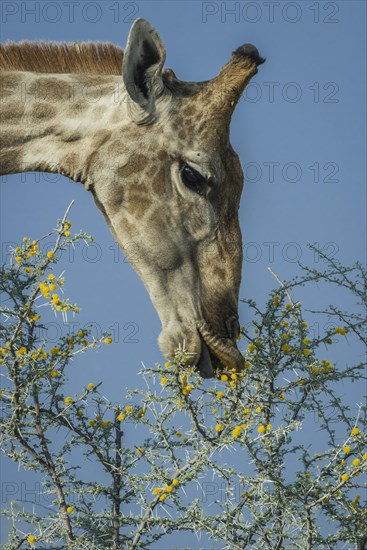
(225, 315, 240, 340)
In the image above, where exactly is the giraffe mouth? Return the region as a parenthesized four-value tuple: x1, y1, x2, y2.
(196, 339, 215, 378)
(196, 321, 244, 378)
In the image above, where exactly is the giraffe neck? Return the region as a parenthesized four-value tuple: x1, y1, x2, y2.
(0, 71, 128, 187)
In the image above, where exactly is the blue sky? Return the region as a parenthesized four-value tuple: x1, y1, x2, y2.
(1, 1, 366, 546)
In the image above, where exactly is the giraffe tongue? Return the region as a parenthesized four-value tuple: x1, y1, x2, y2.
(196, 339, 215, 378)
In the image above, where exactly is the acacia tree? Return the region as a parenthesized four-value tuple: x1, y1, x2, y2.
(1, 206, 366, 549)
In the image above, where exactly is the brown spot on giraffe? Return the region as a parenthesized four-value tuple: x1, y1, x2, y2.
(31, 103, 58, 121)
(117, 154, 149, 178)
(0, 102, 24, 123)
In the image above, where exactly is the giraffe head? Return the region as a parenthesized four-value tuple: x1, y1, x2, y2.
(91, 19, 264, 377)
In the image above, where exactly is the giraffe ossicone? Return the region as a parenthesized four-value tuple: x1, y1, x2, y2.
(0, 18, 265, 378)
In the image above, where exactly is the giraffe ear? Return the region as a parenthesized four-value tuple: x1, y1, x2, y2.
(123, 18, 167, 125)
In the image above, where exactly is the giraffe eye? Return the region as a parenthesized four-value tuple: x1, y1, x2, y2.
(181, 164, 206, 196)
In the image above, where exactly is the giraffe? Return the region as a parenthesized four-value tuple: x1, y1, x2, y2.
(0, 18, 264, 378)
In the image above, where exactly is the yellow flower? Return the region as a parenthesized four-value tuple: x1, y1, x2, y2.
(125, 406, 133, 413)
(303, 337, 310, 345)
(351, 427, 359, 436)
(64, 231, 71, 237)
(25, 267, 31, 273)
(103, 337, 112, 344)
(64, 397, 73, 406)
(343, 445, 351, 454)
(49, 283, 56, 291)
(172, 479, 179, 486)
(266, 424, 272, 431)
(89, 420, 95, 427)
(241, 424, 247, 429)
(50, 370, 58, 377)
(161, 377, 168, 385)
(216, 391, 224, 399)
(362, 453, 367, 460)
(16, 347, 27, 356)
(47, 251, 54, 259)
(100, 421, 111, 427)
(281, 333, 288, 340)
(257, 425, 265, 434)
(136, 447, 143, 454)
(232, 426, 242, 438)
(303, 322, 308, 328)
(311, 366, 319, 375)
(285, 303, 292, 309)
(273, 296, 279, 306)
(76, 410, 83, 417)
(279, 393, 285, 400)
(353, 458, 361, 467)
(164, 361, 172, 368)
(166, 485, 173, 492)
(248, 343, 256, 352)
(215, 424, 223, 432)
(281, 343, 290, 352)
(231, 373, 237, 380)
(48, 274, 55, 279)
(27, 535, 37, 544)
(50, 347, 59, 355)
(341, 473, 349, 482)
(64, 221, 72, 230)
(244, 408, 250, 415)
(303, 349, 311, 356)
(32, 314, 39, 321)
(152, 487, 161, 495)
(221, 374, 228, 382)
(212, 409, 217, 414)
(66, 506, 73, 514)
(335, 327, 347, 335)
(255, 406, 261, 413)
(39, 282, 49, 296)
(117, 413, 125, 422)
(52, 294, 59, 304)
(176, 431, 182, 437)
(87, 383, 94, 390)
(15, 256, 22, 263)
(244, 361, 251, 369)
(159, 494, 167, 501)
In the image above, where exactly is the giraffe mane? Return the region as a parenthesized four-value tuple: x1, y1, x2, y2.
(0, 41, 124, 75)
